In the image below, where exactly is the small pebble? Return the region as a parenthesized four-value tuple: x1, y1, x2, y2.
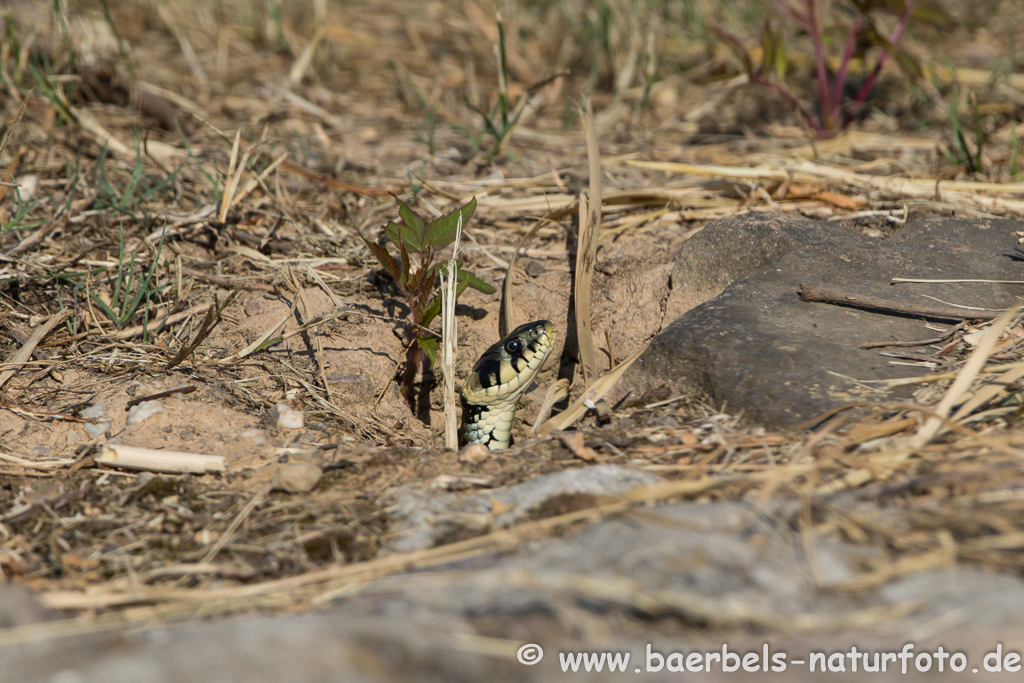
(271, 402, 304, 430)
(459, 443, 492, 464)
(81, 404, 112, 438)
(271, 462, 323, 493)
(127, 400, 163, 426)
(238, 428, 269, 446)
(524, 259, 547, 277)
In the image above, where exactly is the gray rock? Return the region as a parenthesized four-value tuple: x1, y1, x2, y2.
(622, 214, 1024, 428)
(880, 566, 1024, 629)
(0, 609, 502, 683)
(7, 498, 1024, 681)
(376, 499, 882, 624)
(0, 584, 53, 629)
(386, 464, 663, 552)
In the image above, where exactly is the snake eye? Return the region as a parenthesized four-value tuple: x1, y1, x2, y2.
(505, 338, 523, 355)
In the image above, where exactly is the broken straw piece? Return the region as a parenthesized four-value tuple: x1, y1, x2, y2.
(97, 445, 225, 474)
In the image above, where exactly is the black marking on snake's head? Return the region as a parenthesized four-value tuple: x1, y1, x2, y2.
(466, 319, 555, 393)
(475, 357, 502, 389)
(461, 398, 486, 424)
(474, 321, 553, 365)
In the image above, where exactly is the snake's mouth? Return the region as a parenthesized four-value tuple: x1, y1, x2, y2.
(460, 320, 557, 449)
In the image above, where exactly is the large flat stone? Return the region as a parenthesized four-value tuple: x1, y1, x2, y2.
(621, 214, 1024, 428)
(6, 491, 1024, 681)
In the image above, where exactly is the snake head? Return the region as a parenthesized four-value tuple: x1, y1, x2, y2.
(462, 320, 557, 400)
(460, 320, 557, 450)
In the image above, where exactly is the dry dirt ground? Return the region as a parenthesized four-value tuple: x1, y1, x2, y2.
(2, 0, 1024, 670)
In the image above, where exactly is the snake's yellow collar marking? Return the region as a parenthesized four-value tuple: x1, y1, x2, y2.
(460, 320, 556, 450)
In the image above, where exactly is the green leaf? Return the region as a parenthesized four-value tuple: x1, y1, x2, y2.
(761, 19, 782, 78)
(863, 23, 897, 53)
(435, 261, 497, 295)
(87, 292, 119, 326)
(421, 293, 442, 328)
(425, 197, 477, 250)
(692, 64, 743, 85)
(416, 336, 439, 368)
(383, 219, 423, 253)
(910, 0, 957, 30)
(360, 233, 404, 288)
(384, 196, 428, 252)
(395, 195, 426, 240)
(459, 268, 496, 294)
(893, 47, 924, 79)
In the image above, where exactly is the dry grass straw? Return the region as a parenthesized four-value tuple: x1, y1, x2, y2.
(441, 214, 464, 449)
(626, 158, 1024, 214)
(97, 444, 225, 474)
(499, 217, 553, 339)
(574, 98, 601, 383)
(537, 344, 647, 435)
(910, 298, 1024, 448)
(0, 309, 70, 390)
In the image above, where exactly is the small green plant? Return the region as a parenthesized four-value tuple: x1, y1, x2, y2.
(465, 17, 529, 163)
(943, 87, 986, 175)
(359, 196, 495, 406)
(1, 186, 44, 235)
(711, 0, 954, 139)
(92, 140, 179, 227)
(81, 225, 168, 336)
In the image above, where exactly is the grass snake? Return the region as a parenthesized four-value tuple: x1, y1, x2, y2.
(460, 320, 556, 450)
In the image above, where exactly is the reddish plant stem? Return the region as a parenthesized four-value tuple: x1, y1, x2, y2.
(400, 341, 423, 405)
(831, 13, 863, 116)
(805, 0, 834, 134)
(845, 0, 914, 128)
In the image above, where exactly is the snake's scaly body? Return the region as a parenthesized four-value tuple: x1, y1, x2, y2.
(460, 320, 556, 450)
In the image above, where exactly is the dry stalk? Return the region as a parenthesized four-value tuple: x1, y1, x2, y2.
(201, 489, 267, 564)
(575, 97, 602, 383)
(625, 159, 1024, 214)
(114, 302, 215, 341)
(909, 298, 1024, 448)
(0, 309, 71, 391)
(98, 445, 225, 474)
(441, 214, 464, 449)
(537, 343, 647, 435)
(218, 129, 243, 223)
(499, 217, 555, 338)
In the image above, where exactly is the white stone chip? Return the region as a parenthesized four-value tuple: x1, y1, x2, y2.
(127, 400, 163, 426)
(272, 402, 304, 430)
(81, 404, 112, 438)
